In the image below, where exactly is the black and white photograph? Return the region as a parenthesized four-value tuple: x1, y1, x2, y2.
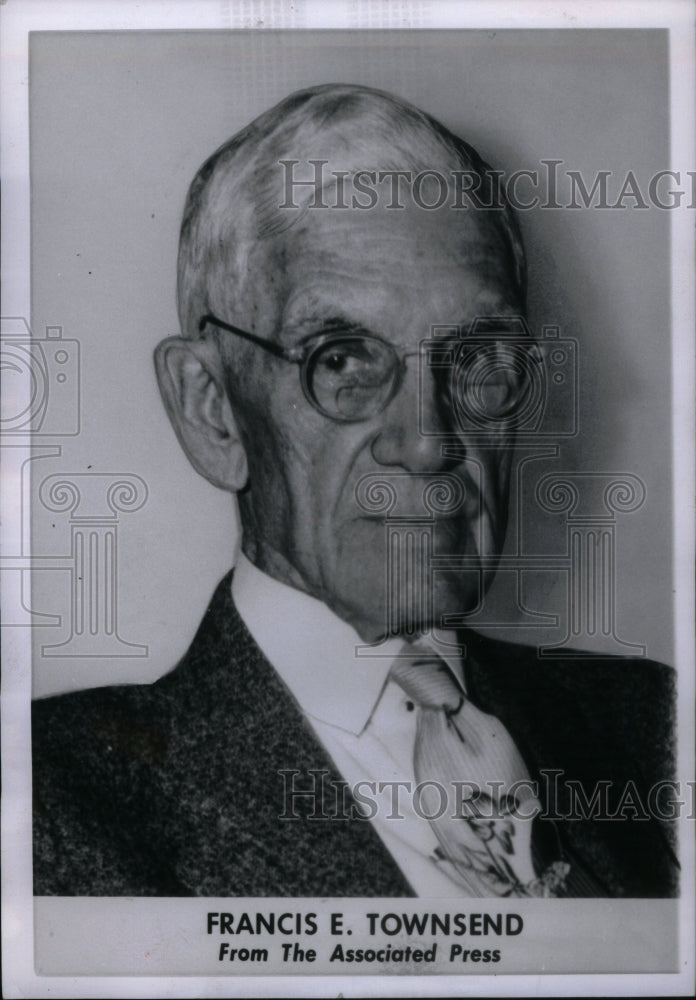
(1, 1, 694, 997)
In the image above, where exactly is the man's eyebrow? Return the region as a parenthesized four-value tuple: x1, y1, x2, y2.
(285, 314, 377, 339)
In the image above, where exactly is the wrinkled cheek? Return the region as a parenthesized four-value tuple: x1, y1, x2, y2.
(240, 430, 302, 556)
(457, 451, 511, 556)
(334, 536, 386, 607)
(279, 471, 336, 581)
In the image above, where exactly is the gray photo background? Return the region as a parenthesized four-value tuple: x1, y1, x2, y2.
(28, 29, 672, 695)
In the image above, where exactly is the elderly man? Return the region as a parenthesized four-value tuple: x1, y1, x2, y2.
(33, 84, 677, 898)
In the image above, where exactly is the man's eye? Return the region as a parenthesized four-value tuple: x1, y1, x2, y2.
(322, 349, 357, 373)
(308, 336, 397, 420)
(315, 341, 380, 381)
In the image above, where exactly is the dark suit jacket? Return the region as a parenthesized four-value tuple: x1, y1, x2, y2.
(32, 571, 678, 897)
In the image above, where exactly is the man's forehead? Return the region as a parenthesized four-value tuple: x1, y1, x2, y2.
(247, 198, 517, 322)
(240, 222, 518, 353)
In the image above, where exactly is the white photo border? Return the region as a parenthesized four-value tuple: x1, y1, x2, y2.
(2, 1, 694, 997)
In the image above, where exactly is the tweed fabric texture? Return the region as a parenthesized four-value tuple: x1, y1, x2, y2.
(33, 571, 678, 897)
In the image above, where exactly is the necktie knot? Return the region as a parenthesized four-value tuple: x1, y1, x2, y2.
(390, 643, 463, 712)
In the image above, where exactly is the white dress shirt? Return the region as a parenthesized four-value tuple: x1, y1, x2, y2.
(232, 552, 492, 896)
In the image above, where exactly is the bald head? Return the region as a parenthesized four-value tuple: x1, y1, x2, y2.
(176, 83, 526, 341)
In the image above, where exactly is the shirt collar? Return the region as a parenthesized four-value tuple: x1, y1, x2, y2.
(231, 552, 463, 735)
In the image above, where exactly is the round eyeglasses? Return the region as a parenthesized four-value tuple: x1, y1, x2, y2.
(200, 313, 416, 422)
(199, 313, 540, 426)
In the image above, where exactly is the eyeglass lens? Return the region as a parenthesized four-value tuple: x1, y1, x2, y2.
(306, 335, 399, 420)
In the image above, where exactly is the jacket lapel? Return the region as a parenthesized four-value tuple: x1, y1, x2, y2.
(154, 572, 413, 896)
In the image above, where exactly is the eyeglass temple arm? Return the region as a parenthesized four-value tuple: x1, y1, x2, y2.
(198, 314, 300, 362)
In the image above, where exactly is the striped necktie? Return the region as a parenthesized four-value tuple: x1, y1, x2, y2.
(391, 643, 571, 897)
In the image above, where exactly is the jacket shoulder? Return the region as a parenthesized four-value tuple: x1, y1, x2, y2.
(467, 631, 675, 708)
(33, 680, 169, 766)
(32, 682, 180, 895)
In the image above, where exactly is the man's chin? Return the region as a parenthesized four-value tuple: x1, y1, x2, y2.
(333, 575, 484, 644)
(326, 522, 491, 639)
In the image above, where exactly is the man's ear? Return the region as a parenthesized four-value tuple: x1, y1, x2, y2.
(154, 336, 249, 491)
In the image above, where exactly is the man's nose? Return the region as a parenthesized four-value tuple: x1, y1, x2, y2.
(369, 364, 455, 472)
